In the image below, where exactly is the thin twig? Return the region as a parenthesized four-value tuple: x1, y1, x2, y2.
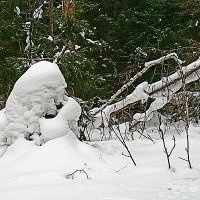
(178, 58, 192, 169)
(109, 118, 137, 166)
(158, 114, 176, 169)
(116, 165, 128, 173)
(66, 169, 90, 180)
(169, 135, 176, 157)
(179, 157, 189, 162)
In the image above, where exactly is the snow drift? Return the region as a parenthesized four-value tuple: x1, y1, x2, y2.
(0, 134, 104, 179)
(0, 61, 105, 195)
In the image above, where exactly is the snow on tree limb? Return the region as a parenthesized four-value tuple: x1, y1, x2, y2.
(90, 56, 200, 128)
(54, 45, 68, 63)
(89, 82, 149, 128)
(93, 53, 182, 116)
(144, 53, 182, 68)
(117, 59, 200, 119)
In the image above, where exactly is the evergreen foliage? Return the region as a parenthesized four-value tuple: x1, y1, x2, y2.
(0, 0, 200, 103)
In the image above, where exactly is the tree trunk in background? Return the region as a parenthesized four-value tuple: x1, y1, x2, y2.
(50, 0, 54, 36)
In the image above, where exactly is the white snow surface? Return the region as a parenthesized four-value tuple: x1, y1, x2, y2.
(0, 61, 81, 145)
(40, 97, 81, 140)
(0, 109, 7, 131)
(0, 124, 200, 199)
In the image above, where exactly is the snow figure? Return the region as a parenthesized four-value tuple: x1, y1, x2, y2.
(0, 61, 81, 146)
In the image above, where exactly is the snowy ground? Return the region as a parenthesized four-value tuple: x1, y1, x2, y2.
(0, 124, 200, 200)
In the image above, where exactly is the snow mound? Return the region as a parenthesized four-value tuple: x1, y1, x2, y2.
(0, 61, 81, 146)
(0, 135, 105, 180)
(0, 109, 7, 131)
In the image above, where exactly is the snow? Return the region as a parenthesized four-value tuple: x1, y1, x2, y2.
(0, 124, 200, 199)
(75, 45, 81, 50)
(33, 5, 43, 19)
(91, 53, 183, 122)
(24, 20, 34, 51)
(148, 59, 200, 97)
(0, 109, 7, 131)
(144, 53, 182, 68)
(23, 21, 31, 33)
(40, 97, 81, 140)
(136, 58, 200, 121)
(0, 55, 200, 200)
(0, 134, 103, 177)
(0, 61, 81, 145)
(91, 56, 200, 129)
(135, 47, 147, 57)
(10, 61, 66, 94)
(15, 7, 20, 15)
(90, 82, 149, 128)
(80, 31, 85, 38)
(47, 35, 54, 41)
(54, 46, 66, 63)
(133, 97, 168, 121)
(25, 34, 33, 51)
(86, 38, 99, 44)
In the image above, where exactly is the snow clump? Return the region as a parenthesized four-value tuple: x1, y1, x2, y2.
(0, 61, 81, 146)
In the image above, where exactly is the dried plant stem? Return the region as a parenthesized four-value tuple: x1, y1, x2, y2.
(66, 169, 90, 180)
(179, 82, 192, 168)
(110, 118, 137, 166)
(158, 115, 176, 169)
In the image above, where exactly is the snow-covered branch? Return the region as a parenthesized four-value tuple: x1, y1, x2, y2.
(90, 57, 200, 128)
(115, 59, 200, 117)
(93, 53, 182, 116)
(53, 45, 68, 63)
(144, 53, 182, 68)
(89, 82, 149, 128)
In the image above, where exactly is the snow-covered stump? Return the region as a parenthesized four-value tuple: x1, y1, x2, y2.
(0, 61, 81, 146)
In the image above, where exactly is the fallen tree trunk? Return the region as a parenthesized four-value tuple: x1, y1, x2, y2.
(89, 56, 200, 129)
(112, 60, 200, 116)
(93, 53, 182, 116)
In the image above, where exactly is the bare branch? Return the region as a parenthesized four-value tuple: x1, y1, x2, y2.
(178, 59, 192, 169)
(109, 118, 137, 166)
(179, 157, 189, 162)
(116, 165, 128, 173)
(66, 169, 90, 180)
(169, 135, 176, 157)
(158, 114, 176, 169)
(137, 129, 154, 142)
(122, 152, 130, 157)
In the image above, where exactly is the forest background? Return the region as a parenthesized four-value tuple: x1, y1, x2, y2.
(1, 0, 200, 109)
